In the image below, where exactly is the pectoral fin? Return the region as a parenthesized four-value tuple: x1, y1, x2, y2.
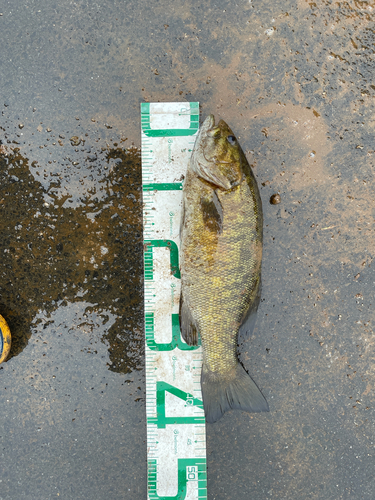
(200, 190, 223, 234)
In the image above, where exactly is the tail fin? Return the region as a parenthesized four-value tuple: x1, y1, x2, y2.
(201, 362, 269, 423)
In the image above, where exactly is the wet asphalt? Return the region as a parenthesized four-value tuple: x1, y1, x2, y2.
(1, 0, 375, 499)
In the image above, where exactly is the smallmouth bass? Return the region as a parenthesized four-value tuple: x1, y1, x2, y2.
(180, 115, 269, 423)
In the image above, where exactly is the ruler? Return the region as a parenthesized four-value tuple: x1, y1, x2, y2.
(141, 102, 207, 500)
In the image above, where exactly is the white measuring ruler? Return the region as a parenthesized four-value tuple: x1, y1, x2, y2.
(141, 102, 207, 500)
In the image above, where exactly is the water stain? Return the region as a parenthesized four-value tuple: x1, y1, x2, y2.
(0, 145, 144, 373)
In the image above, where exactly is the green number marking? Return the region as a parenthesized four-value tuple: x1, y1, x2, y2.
(148, 458, 207, 500)
(145, 313, 200, 352)
(148, 382, 204, 428)
(141, 102, 199, 137)
(144, 240, 180, 280)
(143, 183, 183, 191)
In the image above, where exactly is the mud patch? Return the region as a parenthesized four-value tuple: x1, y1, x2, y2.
(0, 145, 144, 373)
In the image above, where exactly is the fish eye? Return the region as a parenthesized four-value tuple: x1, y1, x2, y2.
(227, 135, 236, 145)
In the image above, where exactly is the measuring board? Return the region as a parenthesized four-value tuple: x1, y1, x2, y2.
(141, 102, 207, 500)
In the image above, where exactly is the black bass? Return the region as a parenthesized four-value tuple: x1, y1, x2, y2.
(179, 115, 269, 423)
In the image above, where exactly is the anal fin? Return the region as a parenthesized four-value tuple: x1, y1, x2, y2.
(179, 296, 199, 346)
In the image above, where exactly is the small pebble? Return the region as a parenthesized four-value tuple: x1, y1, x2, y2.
(70, 136, 81, 146)
(270, 193, 281, 205)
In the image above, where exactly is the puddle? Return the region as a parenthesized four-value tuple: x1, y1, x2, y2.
(0, 142, 144, 373)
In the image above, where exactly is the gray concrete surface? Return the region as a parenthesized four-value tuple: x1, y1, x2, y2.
(0, 0, 374, 498)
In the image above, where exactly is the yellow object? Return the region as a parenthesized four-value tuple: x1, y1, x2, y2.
(0, 314, 11, 364)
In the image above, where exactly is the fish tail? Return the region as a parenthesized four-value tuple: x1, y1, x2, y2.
(201, 362, 269, 423)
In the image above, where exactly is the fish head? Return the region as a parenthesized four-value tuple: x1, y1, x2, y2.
(190, 115, 243, 191)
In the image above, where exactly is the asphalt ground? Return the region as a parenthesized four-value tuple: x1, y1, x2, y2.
(0, 1, 374, 498)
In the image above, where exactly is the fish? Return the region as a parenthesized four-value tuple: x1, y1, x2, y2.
(179, 114, 269, 423)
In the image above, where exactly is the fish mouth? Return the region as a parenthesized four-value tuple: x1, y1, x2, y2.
(201, 116, 221, 163)
(195, 115, 218, 150)
(190, 115, 232, 190)
(200, 114, 216, 138)
(203, 114, 215, 129)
